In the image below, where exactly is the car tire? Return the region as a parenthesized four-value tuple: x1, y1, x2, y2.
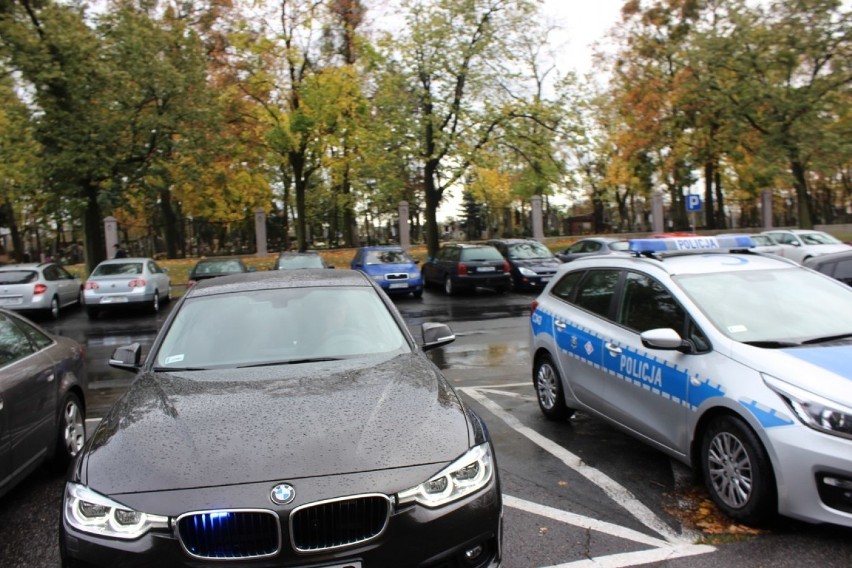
(413, 288, 423, 299)
(51, 392, 86, 472)
(534, 354, 574, 421)
(163, 285, 172, 304)
(149, 290, 160, 314)
(700, 415, 776, 525)
(444, 276, 455, 296)
(46, 295, 60, 320)
(86, 307, 100, 319)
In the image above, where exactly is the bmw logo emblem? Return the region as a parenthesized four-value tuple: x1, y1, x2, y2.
(270, 483, 296, 505)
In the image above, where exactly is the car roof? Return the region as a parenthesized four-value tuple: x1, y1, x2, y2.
(487, 238, 539, 244)
(444, 243, 496, 248)
(358, 245, 405, 251)
(567, 249, 798, 277)
(185, 268, 370, 298)
(96, 257, 153, 264)
(278, 251, 321, 256)
(0, 263, 42, 270)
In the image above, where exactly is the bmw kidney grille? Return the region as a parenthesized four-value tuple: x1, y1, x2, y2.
(176, 510, 281, 560)
(290, 494, 391, 552)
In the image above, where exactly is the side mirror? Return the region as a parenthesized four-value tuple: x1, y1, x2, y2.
(414, 259, 421, 265)
(422, 322, 455, 352)
(640, 328, 692, 354)
(109, 343, 142, 371)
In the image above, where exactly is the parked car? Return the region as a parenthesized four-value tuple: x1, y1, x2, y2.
(761, 229, 852, 264)
(555, 237, 630, 263)
(421, 243, 511, 295)
(486, 238, 560, 292)
(351, 245, 423, 298)
(530, 235, 852, 528)
(748, 233, 784, 255)
(0, 262, 82, 320)
(187, 258, 250, 287)
(0, 308, 87, 499)
(805, 250, 852, 287)
(275, 251, 333, 270)
(61, 270, 501, 567)
(82, 258, 171, 318)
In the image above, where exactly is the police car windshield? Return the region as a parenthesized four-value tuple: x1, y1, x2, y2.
(675, 268, 852, 345)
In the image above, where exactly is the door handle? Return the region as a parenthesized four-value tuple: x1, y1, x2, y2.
(605, 342, 622, 355)
(554, 320, 567, 331)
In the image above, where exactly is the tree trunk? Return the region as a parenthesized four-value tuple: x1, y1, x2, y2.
(704, 161, 716, 230)
(790, 156, 813, 229)
(714, 168, 726, 229)
(160, 188, 178, 259)
(424, 159, 441, 258)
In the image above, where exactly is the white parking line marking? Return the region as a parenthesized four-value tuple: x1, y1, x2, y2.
(504, 495, 713, 568)
(460, 386, 701, 545)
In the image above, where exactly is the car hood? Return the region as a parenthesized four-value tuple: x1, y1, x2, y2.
(512, 259, 560, 272)
(806, 244, 852, 256)
(83, 354, 471, 495)
(733, 342, 852, 407)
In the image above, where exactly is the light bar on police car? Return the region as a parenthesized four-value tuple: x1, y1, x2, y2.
(629, 235, 754, 254)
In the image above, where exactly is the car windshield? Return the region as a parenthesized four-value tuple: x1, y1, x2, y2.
(154, 286, 409, 369)
(365, 250, 413, 264)
(676, 268, 852, 344)
(800, 232, 841, 245)
(0, 271, 38, 284)
(460, 247, 504, 262)
(277, 255, 324, 269)
(193, 260, 244, 274)
(507, 242, 553, 260)
(92, 262, 143, 276)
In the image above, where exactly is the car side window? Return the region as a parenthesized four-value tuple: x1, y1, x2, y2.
(574, 270, 620, 318)
(14, 316, 53, 350)
(58, 266, 75, 280)
(0, 313, 36, 367)
(550, 271, 585, 302)
(567, 242, 584, 254)
(585, 241, 601, 252)
(618, 272, 711, 353)
(148, 261, 160, 274)
(43, 266, 57, 281)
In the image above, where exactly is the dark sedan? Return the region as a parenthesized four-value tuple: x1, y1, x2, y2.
(555, 237, 630, 263)
(60, 270, 501, 568)
(421, 243, 511, 295)
(186, 258, 250, 287)
(0, 309, 87, 500)
(805, 249, 852, 286)
(487, 238, 560, 292)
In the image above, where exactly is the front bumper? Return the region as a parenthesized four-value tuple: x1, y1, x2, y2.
(61, 477, 502, 567)
(768, 423, 852, 527)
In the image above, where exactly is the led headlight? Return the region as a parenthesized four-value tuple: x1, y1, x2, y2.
(398, 443, 494, 508)
(764, 375, 852, 440)
(518, 267, 537, 277)
(64, 483, 169, 539)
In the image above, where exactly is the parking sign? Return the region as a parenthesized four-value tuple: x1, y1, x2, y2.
(686, 194, 702, 212)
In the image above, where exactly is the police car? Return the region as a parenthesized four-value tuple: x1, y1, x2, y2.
(529, 235, 852, 528)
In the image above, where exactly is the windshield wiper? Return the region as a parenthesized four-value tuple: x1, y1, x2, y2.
(237, 357, 342, 368)
(152, 366, 210, 372)
(742, 340, 800, 349)
(801, 333, 852, 345)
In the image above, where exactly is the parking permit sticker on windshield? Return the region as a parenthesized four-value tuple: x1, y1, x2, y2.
(165, 354, 185, 364)
(728, 325, 748, 334)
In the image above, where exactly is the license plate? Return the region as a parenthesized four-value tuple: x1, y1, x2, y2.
(477, 266, 496, 272)
(389, 283, 409, 289)
(541, 277, 551, 282)
(100, 296, 129, 304)
(0, 297, 22, 306)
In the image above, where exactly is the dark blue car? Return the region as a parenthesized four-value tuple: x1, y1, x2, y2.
(351, 246, 423, 298)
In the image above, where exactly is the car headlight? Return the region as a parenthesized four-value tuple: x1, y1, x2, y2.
(518, 267, 537, 277)
(64, 483, 169, 539)
(764, 375, 852, 440)
(397, 443, 494, 508)
(371, 274, 386, 282)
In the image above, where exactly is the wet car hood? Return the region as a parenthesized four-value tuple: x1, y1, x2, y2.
(83, 354, 470, 495)
(732, 342, 852, 407)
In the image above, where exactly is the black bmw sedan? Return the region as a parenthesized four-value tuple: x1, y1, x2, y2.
(60, 270, 501, 567)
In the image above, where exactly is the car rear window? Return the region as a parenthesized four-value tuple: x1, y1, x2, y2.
(460, 247, 504, 262)
(0, 271, 37, 284)
(92, 263, 143, 276)
(277, 255, 324, 269)
(366, 250, 413, 264)
(194, 260, 244, 274)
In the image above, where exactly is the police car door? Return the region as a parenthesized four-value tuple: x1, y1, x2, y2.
(598, 271, 697, 454)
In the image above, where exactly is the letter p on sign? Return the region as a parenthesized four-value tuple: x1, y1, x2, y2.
(686, 194, 702, 212)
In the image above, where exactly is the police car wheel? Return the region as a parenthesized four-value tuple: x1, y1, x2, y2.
(701, 415, 776, 525)
(534, 354, 574, 421)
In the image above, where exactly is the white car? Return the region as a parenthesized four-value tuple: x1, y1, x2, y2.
(747, 233, 784, 255)
(530, 235, 852, 528)
(762, 229, 852, 264)
(0, 263, 82, 319)
(83, 257, 171, 318)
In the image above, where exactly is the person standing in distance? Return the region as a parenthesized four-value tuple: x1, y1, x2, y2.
(113, 244, 128, 258)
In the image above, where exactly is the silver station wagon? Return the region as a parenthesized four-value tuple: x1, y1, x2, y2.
(530, 235, 852, 528)
(0, 263, 82, 320)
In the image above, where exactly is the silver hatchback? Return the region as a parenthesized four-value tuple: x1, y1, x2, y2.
(83, 258, 171, 318)
(0, 263, 82, 319)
